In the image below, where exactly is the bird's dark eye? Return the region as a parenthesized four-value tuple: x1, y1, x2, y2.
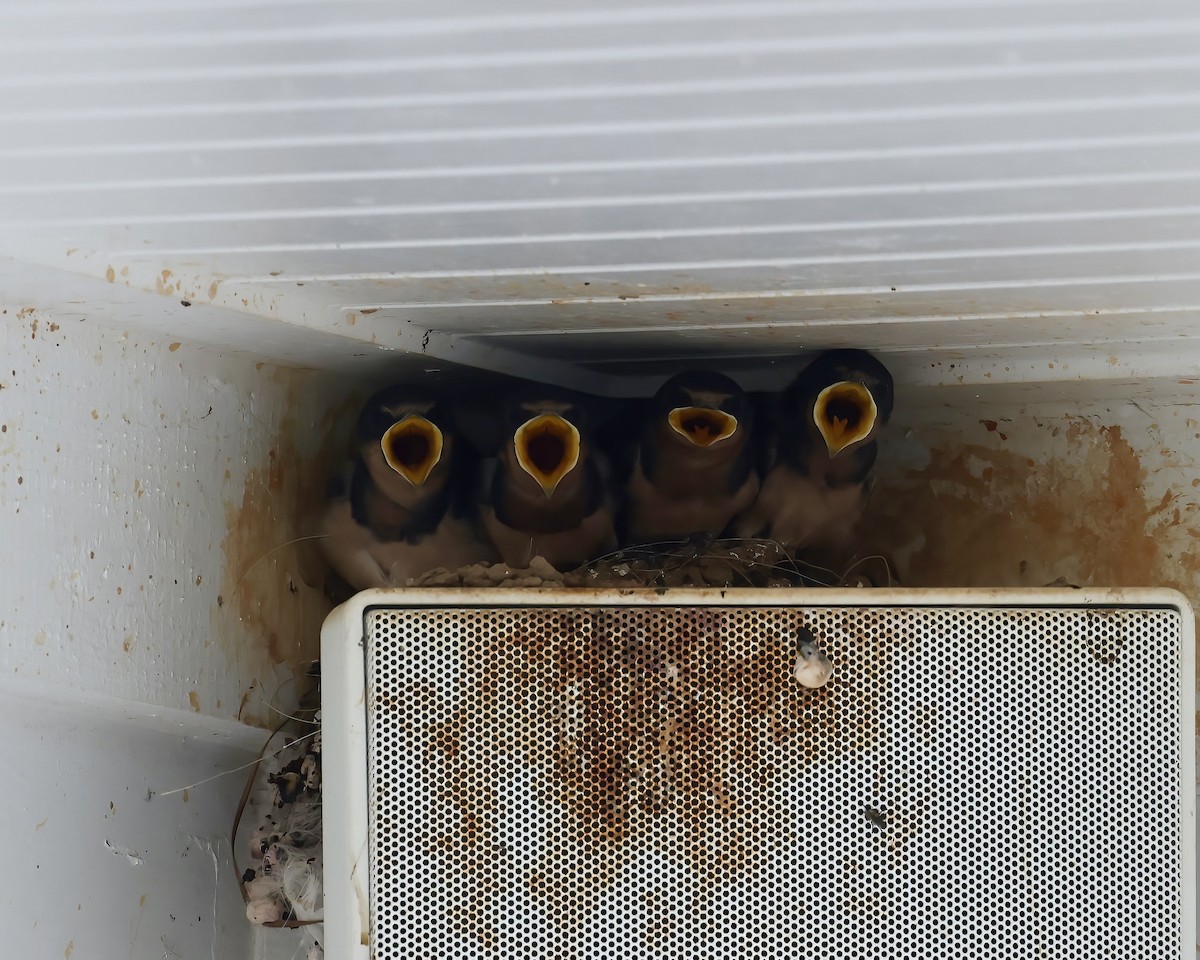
(525, 431, 566, 473)
(388, 431, 430, 469)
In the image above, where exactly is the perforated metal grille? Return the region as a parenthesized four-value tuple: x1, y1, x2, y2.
(364, 604, 1184, 959)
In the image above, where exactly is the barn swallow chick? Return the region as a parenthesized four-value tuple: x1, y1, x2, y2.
(614, 371, 759, 545)
(733, 349, 893, 556)
(475, 386, 617, 571)
(319, 386, 495, 590)
(793, 626, 834, 688)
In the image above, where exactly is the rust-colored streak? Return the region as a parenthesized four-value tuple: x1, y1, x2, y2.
(862, 421, 1179, 589)
(423, 606, 880, 938)
(859, 415, 1200, 688)
(236, 688, 253, 723)
(216, 372, 364, 727)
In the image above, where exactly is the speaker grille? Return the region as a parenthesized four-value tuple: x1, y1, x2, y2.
(364, 604, 1183, 958)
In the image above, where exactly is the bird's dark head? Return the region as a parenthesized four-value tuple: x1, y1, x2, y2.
(788, 349, 894, 458)
(652, 370, 751, 449)
(357, 386, 451, 488)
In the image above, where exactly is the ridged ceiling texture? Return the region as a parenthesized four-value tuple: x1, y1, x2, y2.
(1, 0, 1199, 390)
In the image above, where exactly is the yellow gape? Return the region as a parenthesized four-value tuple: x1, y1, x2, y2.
(380, 415, 444, 486)
(514, 414, 581, 497)
(813, 380, 878, 456)
(667, 406, 738, 447)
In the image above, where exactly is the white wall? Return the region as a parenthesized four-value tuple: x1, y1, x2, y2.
(0, 303, 359, 958)
(0, 681, 268, 960)
(0, 306, 361, 725)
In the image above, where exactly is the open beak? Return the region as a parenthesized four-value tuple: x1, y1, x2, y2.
(667, 406, 738, 447)
(380, 415, 444, 486)
(514, 414, 580, 498)
(814, 380, 878, 456)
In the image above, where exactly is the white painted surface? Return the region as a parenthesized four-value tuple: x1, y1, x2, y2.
(0, 300, 387, 959)
(321, 604, 372, 960)
(0, 305, 361, 724)
(0, 679, 265, 960)
(0, 0, 1199, 391)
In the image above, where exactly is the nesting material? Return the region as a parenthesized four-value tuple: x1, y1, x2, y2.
(408, 538, 892, 591)
(570, 538, 810, 589)
(239, 714, 323, 927)
(408, 554, 565, 588)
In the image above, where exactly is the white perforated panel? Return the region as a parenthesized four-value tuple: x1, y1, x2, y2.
(362, 604, 1185, 958)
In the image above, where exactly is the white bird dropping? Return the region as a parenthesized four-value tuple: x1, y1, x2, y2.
(793, 627, 834, 688)
(246, 897, 288, 924)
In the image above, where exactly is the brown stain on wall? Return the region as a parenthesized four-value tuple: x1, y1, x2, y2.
(859, 413, 1200, 696)
(861, 419, 1194, 590)
(216, 371, 365, 726)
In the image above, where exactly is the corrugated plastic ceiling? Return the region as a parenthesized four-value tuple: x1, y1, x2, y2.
(1, 0, 1199, 391)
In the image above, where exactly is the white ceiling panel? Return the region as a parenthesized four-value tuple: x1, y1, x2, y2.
(2, 0, 1199, 390)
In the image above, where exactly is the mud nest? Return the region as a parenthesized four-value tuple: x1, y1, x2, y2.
(408, 537, 893, 590)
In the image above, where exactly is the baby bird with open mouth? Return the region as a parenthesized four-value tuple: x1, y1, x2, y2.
(318, 386, 494, 590)
(734, 349, 893, 557)
(471, 385, 617, 572)
(612, 370, 759, 546)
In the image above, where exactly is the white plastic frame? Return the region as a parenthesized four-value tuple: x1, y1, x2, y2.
(320, 587, 1196, 960)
